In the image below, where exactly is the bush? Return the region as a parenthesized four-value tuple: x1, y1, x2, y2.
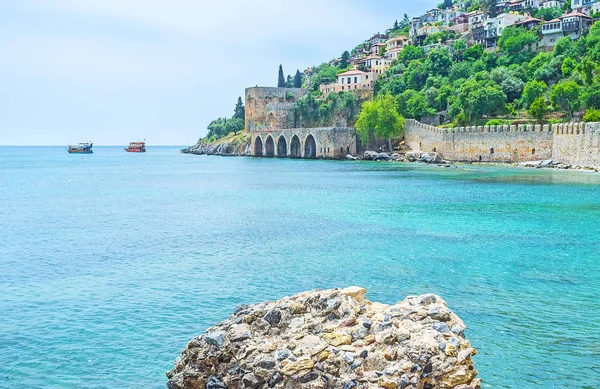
(485, 119, 506, 126)
(583, 108, 600, 122)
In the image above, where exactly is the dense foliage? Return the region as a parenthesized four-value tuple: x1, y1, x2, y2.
(294, 91, 362, 128)
(205, 97, 246, 141)
(372, 22, 600, 126)
(356, 93, 406, 150)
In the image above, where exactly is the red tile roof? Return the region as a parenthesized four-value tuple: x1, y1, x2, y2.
(559, 11, 592, 19)
(337, 70, 368, 76)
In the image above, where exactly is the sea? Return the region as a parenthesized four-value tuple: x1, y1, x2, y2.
(1, 146, 599, 389)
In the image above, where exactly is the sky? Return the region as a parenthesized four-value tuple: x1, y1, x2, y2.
(0, 0, 439, 145)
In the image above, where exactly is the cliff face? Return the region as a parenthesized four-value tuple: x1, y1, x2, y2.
(166, 287, 480, 389)
(182, 134, 251, 157)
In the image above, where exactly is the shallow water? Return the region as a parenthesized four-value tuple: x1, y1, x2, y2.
(1, 146, 599, 388)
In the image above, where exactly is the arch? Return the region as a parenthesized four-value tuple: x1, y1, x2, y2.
(265, 135, 275, 157)
(304, 134, 316, 159)
(290, 135, 301, 158)
(254, 136, 263, 157)
(277, 136, 287, 157)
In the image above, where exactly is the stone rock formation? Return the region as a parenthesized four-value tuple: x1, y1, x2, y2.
(166, 287, 481, 389)
(181, 139, 251, 157)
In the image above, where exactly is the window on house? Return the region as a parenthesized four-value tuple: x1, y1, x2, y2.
(354, 77, 357, 83)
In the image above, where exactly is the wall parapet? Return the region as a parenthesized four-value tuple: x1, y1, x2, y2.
(404, 119, 600, 167)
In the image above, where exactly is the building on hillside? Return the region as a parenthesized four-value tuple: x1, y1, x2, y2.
(371, 42, 387, 55)
(496, 0, 511, 14)
(560, 11, 594, 37)
(467, 10, 485, 25)
(542, 18, 565, 44)
(368, 33, 388, 46)
(472, 21, 486, 45)
(592, 2, 600, 14)
(571, 0, 598, 14)
(483, 13, 526, 48)
(329, 58, 341, 67)
(319, 70, 376, 97)
(385, 35, 411, 60)
(449, 22, 471, 34)
(540, 0, 566, 8)
(413, 25, 447, 46)
(542, 11, 593, 45)
(372, 57, 392, 75)
(514, 15, 543, 29)
(509, 0, 541, 11)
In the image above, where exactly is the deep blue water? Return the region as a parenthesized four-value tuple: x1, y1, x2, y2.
(1, 146, 599, 388)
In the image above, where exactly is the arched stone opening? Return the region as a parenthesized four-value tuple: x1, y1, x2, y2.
(290, 135, 301, 158)
(265, 136, 275, 157)
(277, 136, 287, 157)
(304, 135, 316, 159)
(254, 137, 263, 157)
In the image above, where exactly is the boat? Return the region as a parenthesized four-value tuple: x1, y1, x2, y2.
(67, 142, 93, 154)
(125, 141, 146, 153)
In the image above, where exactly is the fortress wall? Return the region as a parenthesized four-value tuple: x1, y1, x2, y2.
(245, 87, 306, 132)
(250, 127, 357, 159)
(552, 122, 600, 168)
(405, 120, 554, 162)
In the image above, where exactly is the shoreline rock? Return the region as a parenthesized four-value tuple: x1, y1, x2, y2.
(181, 139, 251, 157)
(166, 287, 480, 389)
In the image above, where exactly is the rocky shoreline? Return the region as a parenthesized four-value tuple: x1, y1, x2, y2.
(181, 139, 251, 157)
(180, 138, 598, 172)
(166, 287, 480, 389)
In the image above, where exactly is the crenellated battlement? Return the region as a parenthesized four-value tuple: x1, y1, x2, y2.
(404, 119, 600, 167)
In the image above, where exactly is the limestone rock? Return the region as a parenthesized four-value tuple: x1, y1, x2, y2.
(166, 287, 481, 389)
(405, 151, 444, 164)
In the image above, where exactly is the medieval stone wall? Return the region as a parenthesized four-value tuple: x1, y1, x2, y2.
(250, 128, 357, 159)
(552, 122, 600, 168)
(405, 119, 600, 167)
(245, 87, 306, 132)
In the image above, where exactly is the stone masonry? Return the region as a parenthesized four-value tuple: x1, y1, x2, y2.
(404, 119, 600, 168)
(245, 87, 359, 159)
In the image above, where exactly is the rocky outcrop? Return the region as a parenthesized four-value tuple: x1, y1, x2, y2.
(182, 137, 251, 157)
(404, 152, 445, 164)
(166, 287, 480, 389)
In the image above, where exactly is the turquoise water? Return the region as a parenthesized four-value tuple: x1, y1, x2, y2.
(1, 146, 599, 389)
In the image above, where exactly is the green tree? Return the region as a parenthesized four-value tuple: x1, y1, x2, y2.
(225, 117, 244, 135)
(233, 97, 245, 120)
(356, 93, 406, 151)
(294, 70, 303, 88)
(398, 46, 425, 64)
(521, 80, 548, 108)
(534, 7, 562, 21)
(583, 83, 600, 109)
(427, 48, 451, 76)
(453, 39, 467, 61)
(561, 57, 577, 78)
(278, 65, 286, 88)
(497, 26, 539, 64)
(583, 108, 600, 122)
(406, 91, 436, 120)
(528, 97, 548, 122)
(464, 44, 484, 61)
(458, 79, 507, 123)
(340, 51, 350, 69)
(581, 58, 598, 85)
(550, 81, 582, 118)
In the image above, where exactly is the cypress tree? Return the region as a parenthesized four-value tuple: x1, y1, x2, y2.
(233, 97, 245, 120)
(277, 65, 286, 88)
(340, 51, 350, 69)
(294, 70, 302, 88)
